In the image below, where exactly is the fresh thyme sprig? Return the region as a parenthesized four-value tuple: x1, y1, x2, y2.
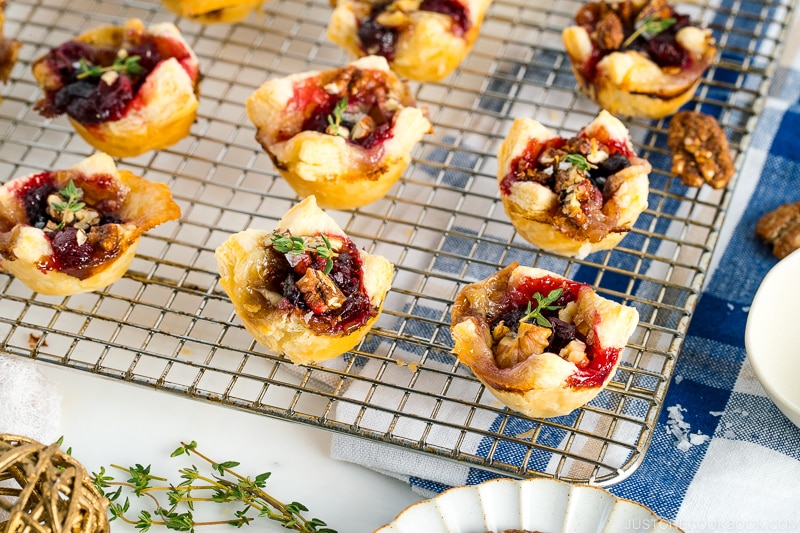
(326, 98, 348, 137)
(563, 153, 596, 172)
(271, 232, 337, 275)
(53, 179, 86, 229)
(91, 441, 337, 533)
(622, 16, 677, 48)
(519, 288, 564, 328)
(76, 54, 145, 80)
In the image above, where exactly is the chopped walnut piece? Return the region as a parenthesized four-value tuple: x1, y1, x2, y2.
(559, 338, 588, 366)
(755, 201, 800, 259)
(87, 224, 121, 252)
(493, 322, 551, 370)
(295, 268, 346, 314)
(668, 111, 734, 189)
(350, 115, 376, 141)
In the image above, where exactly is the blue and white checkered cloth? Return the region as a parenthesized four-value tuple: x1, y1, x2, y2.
(331, 11, 800, 530)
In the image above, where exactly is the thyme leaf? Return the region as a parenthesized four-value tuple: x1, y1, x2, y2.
(563, 153, 596, 172)
(622, 16, 677, 48)
(90, 441, 337, 533)
(270, 232, 337, 275)
(326, 98, 348, 137)
(76, 54, 144, 80)
(52, 179, 86, 229)
(519, 288, 564, 328)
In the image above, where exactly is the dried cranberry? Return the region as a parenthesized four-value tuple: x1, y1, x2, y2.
(45, 41, 99, 82)
(49, 227, 95, 270)
(357, 15, 398, 60)
(38, 38, 163, 124)
(282, 274, 304, 307)
(647, 32, 687, 68)
(54, 75, 135, 124)
(546, 317, 578, 354)
(419, 0, 470, 36)
(354, 121, 393, 149)
(100, 213, 124, 225)
(588, 153, 631, 189)
(126, 41, 162, 73)
(23, 182, 56, 230)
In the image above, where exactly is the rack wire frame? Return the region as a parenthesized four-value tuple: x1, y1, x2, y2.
(0, 0, 794, 485)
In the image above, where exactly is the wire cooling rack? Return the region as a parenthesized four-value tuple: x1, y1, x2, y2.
(0, 0, 795, 485)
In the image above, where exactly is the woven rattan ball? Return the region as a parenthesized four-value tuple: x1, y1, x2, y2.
(0, 434, 109, 533)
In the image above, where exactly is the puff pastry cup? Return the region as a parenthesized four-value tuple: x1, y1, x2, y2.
(161, 0, 261, 23)
(562, 0, 716, 119)
(246, 55, 432, 210)
(215, 195, 394, 365)
(497, 110, 651, 258)
(451, 262, 639, 418)
(327, 0, 493, 82)
(0, 153, 181, 295)
(31, 19, 200, 158)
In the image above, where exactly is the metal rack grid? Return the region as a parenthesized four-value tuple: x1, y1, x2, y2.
(0, 0, 794, 485)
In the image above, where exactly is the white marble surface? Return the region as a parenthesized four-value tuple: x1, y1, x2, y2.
(38, 363, 423, 533)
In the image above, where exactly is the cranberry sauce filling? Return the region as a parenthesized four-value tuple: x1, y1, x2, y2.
(285, 75, 396, 150)
(419, 0, 470, 36)
(499, 137, 566, 194)
(357, 0, 470, 59)
(492, 275, 620, 388)
(501, 133, 633, 195)
(628, 13, 692, 68)
(36, 38, 163, 124)
(15, 171, 124, 277)
(358, 13, 399, 61)
(275, 237, 373, 335)
(575, 2, 695, 81)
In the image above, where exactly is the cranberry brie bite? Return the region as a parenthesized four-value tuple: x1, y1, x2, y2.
(246, 55, 431, 210)
(562, 0, 716, 119)
(161, 0, 260, 23)
(0, 153, 181, 295)
(215, 195, 394, 365)
(327, 0, 493, 82)
(0, 0, 21, 84)
(451, 263, 639, 418)
(31, 19, 200, 158)
(497, 110, 650, 258)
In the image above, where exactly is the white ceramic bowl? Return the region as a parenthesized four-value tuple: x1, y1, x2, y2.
(374, 477, 683, 533)
(745, 248, 800, 428)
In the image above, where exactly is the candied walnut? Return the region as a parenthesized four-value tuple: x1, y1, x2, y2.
(755, 201, 800, 259)
(595, 11, 623, 51)
(295, 267, 347, 314)
(0, 0, 21, 83)
(493, 322, 551, 369)
(668, 111, 734, 189)
(636, 0, 673, 25)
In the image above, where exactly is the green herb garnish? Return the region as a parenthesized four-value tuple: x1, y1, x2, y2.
(563, 153, 596, 172)
(76, 54, 145, 80)
(271, 232, 337, 275)
(519, 288, 564, 328)
(52, 179, 86, 229)
(90, 440, 337, 532)
(622, 16, 677, 48)
(326, 98, 348, 137)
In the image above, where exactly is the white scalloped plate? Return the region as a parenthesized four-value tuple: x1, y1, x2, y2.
(374, 478, 683, 533)
(745, 248, 800, 428)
